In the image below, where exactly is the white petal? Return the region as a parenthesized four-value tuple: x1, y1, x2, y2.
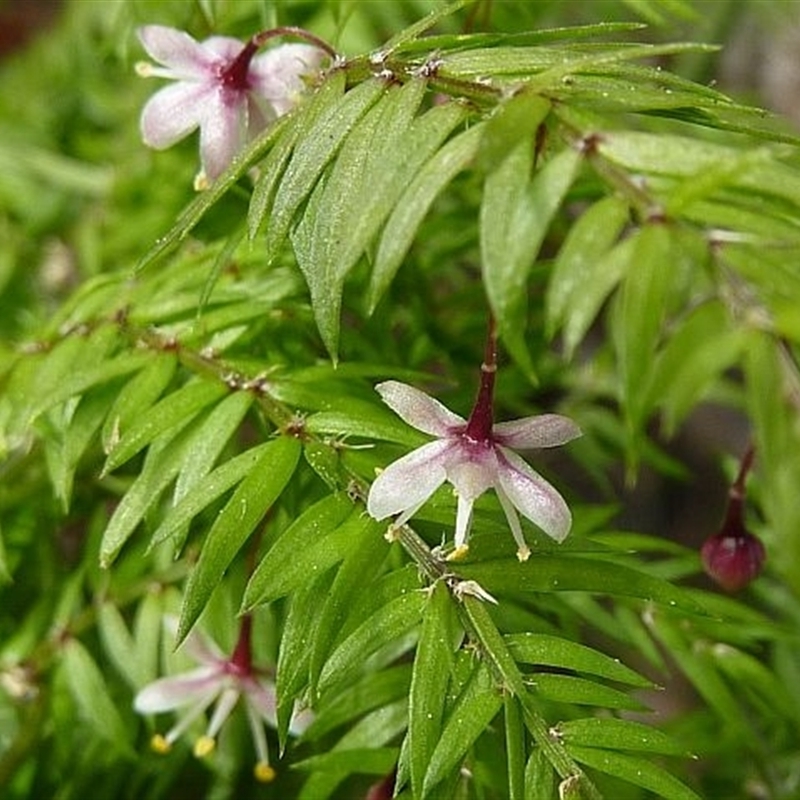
(493, 414, 581, 450)
(133, 666, 221, 713)
(289, 704, 315, 736)
(201, 35, 248, 62)
(206, 686, 241, 738)
(137, 25, 215, 78)
(198, 89, 247, 179)
(140, 82, 209, 149)
(367, 439, 450, 520)
(375, 381, 465, 437)
(248, 44, 325, 115)
(244, 677, 277, 728)
(495, 446, 572, 542)
(445, 443, 497, 501)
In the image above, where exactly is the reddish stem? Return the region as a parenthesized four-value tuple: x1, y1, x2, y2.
(219, 40, 259, 90)
(252, 25, 338, 60)
(730, 444, 755, 500)
(230, 615, 253, 674)
(464, 317, 498, 442)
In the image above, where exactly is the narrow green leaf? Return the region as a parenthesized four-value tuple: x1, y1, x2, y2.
(293, 746, 399, 775)
(567, 746, 702, 800)
(525, 747, 556, 800)
(557, 229, 636, 357)
(100, 426, 197, 566)
(242, 493, 356, 609)
(178, 436, 301, 641)
(247, 112, 304, 240)
(318, 590, 426, 696)
(97, 602, 141, 690)
(103, 379, 228, 475)
(101, 355, 177, 453)
(292, 80, 426, 355)
(506, 633, 652, 687)
(370, 123, 484, 309)
(644, 301, 744, 434)
(458, 556, 706, 615)
(531, 674, 646, 711)
(28, 343, 147, 425)
(558, 718, 690, 756)
(547, 195, 630, 347)
(478, 92, 551, 173)
(61, 638, 134, 757)
(310, 515, 388, 693)
(47, 384, 118, 510)
(304, 664, 412, 741)
(616, 223, 674, 428)
(298, 700, 409, 800)
(410, 582, 456, 797)
(646, 611, 748, 736)
(276, 569, 330, 748)
(422, 681, 502, 796)
(504, 695, 526, 800)
(267, 74, 385, 258)
(148, 442, 274, 550)
(481, 145, 581, 370)
(381, 0, 471, 53)
(172, 390, 254, 504)
(137, 113, 291, 270)
(305, 406, 429, 446)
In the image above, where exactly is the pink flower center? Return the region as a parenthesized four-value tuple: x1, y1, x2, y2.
(218, 40, 258, 92)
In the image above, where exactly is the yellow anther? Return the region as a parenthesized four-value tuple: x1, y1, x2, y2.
(384, 525, 402, 543)
(135, 61, 154, 77)
(193, 735, 216, 758)
(254, 762, 276, 783)
(516, 545, 531, 563)
(193, 171, 210, 192)
(446, 544, 470, 562)
(151, 734, 171, 754)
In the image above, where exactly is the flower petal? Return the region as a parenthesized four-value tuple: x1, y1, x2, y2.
(140, 82, 209, 149)
(201, 35, 248, 62)
(198, 89, 247, 179)
(248, 44, 325, 116)
(137, 25, 215, 78)
(375, 381, 465, 437)
(367, 439, 450, 520)
(243, 677, 277, 727)
(495, 446, 572, 542)
(493, 414, 581, 450)
(133, 666, 221, 713)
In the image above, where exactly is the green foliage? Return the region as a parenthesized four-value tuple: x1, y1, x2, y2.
(3, 1, 800, 799)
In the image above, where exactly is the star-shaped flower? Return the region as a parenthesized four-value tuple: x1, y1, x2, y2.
(366, 374, 581, 561)
(136, 25, 325, 186)
(134, 616, 311, 782)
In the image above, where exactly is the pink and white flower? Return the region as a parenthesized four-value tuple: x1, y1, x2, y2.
(134, 616, 311, 783)
(136, 25, 325, 186)
(367, 376, 581, 561)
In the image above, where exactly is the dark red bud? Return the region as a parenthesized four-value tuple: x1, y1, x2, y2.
(701, 505, 765, 592)
(364, 770, 396, 800)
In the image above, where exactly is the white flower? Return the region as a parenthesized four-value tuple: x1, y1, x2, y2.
(134, 616, 311, 783)
(136, 25, 324, 186)
(366, 380, 581, 561)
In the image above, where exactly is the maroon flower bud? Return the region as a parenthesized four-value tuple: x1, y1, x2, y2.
(701, 496, 765, 592)
(364, 770, 396, 800)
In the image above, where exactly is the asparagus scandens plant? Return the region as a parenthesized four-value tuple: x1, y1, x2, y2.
(367, 319, 581, 561)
